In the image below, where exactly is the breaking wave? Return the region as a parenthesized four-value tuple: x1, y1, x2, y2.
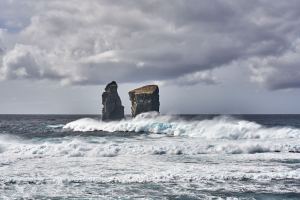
(2, 114, 300, 199)
(64, 112, 300, 140)
(0, 137, 299, 158)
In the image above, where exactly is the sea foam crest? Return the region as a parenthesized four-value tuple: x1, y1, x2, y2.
(63, 112, 300, 139)
(1, 136, 299, 158)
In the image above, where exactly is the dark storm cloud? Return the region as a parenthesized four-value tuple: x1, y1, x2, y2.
(1, 0, 300, 89)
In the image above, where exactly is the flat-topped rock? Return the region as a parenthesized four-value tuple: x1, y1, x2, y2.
(102, 81, 124, 121)
(129, 85, 158, 94)
(129, 85, 160, 117)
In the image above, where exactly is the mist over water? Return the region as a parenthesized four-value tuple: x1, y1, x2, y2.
(0, 113, 300, 199)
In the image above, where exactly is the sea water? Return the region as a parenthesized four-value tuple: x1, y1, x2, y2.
(0, 113, 299, 199)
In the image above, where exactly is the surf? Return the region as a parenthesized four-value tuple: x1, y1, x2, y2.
(63, 112, 300, 140)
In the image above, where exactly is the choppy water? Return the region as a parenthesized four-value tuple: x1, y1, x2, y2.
(0, 113, 300, 199)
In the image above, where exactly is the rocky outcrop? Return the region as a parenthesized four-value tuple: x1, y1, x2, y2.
(129, 85, 159, 117)
(102, 81, 124, 121)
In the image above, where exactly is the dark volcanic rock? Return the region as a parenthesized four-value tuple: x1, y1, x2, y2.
(129, 85, 160, 117)
(102, 81, 124, 121)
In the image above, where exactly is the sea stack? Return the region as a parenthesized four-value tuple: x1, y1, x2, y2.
(129, 85, 160, 117)
(102, 81, 124, 121)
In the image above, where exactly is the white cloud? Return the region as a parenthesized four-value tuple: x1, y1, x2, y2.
(1, 44, 62, 80)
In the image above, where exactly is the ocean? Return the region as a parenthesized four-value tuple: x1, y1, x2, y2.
(0, 113, 299, 199)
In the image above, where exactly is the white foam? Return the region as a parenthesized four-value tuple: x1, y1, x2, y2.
(1, 136, 299, 159)
(0, 148, 299, 198)
(47, 124, 65, 129)
(1, 129, 300, 198)
(64, 112, 300, 140)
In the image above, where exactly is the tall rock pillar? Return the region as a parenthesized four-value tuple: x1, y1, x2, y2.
(102, 81, 124, 121)
(129, 85, 160, 117)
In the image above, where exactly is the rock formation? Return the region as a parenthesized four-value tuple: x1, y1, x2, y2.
(129, 85, 160, 117)
(102, 81, 124, 121)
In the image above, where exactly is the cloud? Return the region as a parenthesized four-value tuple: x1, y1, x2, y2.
(0, 0, 33, 32)
(1, 44, 65, 81)
(168, 70, 218, 86)
(0, 0, 300, 89)
(249, 40, 300, 90)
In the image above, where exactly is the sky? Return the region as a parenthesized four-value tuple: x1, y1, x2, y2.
(1, 0, 300, 114)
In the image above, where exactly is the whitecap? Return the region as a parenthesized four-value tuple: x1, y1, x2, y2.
(63, 112, 300, 140)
